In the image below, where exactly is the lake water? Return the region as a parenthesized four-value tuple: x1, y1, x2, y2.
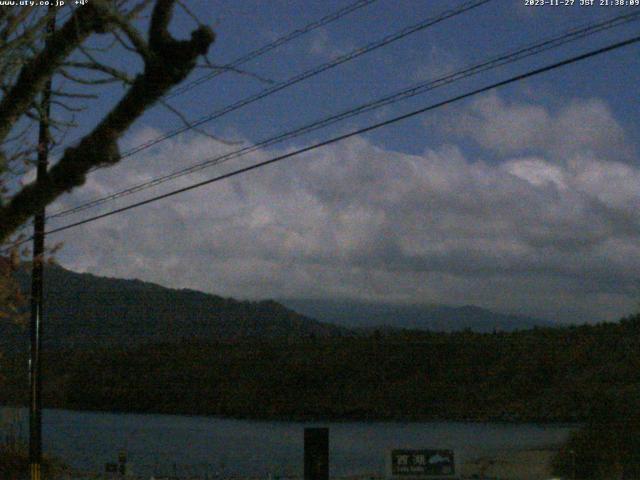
(1, 407, 575, 478)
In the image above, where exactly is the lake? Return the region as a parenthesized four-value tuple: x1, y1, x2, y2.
(1, 407, 575, 478)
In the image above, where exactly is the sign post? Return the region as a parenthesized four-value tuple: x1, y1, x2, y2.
(304, 428, 329, 480)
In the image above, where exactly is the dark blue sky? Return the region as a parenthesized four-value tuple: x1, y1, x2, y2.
(55, 1, 640, 159)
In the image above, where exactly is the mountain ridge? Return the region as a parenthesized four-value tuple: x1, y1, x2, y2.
(280, 298, 555, 332)
(2, 264, 554, 353)
(3, 263, 348, 351)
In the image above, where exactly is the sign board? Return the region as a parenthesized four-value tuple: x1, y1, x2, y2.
(388, 449, 457, 479)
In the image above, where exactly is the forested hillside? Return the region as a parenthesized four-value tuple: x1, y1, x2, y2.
(2, 315, 639, 423)
(3, 264, 554, 354)
(1, 264, 347, 352)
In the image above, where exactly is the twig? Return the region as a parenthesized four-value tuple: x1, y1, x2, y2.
(158, 99, 242, 146)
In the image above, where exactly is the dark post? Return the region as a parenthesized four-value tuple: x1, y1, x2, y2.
(304, 428, 329, 480)
(29, 7, 55, 480)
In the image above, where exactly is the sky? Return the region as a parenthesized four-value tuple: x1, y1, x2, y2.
(24, 0, 640, 324)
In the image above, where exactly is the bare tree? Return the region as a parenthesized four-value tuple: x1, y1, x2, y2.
(0, 0, 216, 245)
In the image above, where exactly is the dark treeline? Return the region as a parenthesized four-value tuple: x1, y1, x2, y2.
(2, 314, 640, 423)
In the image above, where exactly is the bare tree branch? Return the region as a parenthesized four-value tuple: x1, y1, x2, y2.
(59, 68, 123, 86)
(197, 60, 275, 85)
(63, 60, 133, 84)
(50, 100, 86, 113)
(159, 99, 241, 146)
(51, 89, 98, 99)
(0, 0, 215, 242)
(0, 1, 118, 144)
(112, 29, 139, 54)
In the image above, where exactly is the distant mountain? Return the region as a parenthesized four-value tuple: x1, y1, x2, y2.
(280, 298, 554, 333)
(2, 264, 348, 351)
(1, 264, 554, 354)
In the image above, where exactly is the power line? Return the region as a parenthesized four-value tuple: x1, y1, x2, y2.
(106, 0, 494, 162)
(48, 10, 640, 220)
(166, 0, 379, 99)
(40, 0, 494, 225)
(50, 0, 379, 154)
(34, 34, 640, 241)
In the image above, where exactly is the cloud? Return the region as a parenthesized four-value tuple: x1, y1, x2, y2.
(47, 96, 640, 324)
(307, 29, 353, 59)
(440, 93, 633, 161)
(411, 45, 462, 82)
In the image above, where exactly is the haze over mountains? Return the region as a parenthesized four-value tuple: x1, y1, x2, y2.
(2, 263, 552, 351)
(280, 298, 555, 332)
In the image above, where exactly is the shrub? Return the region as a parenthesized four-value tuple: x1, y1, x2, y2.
(552, 389, 640, 479)
(0, 442, 69, 480)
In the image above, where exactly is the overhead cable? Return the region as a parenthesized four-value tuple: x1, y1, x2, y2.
(48, 10, 640, 220)
(33, 34, 640, 241)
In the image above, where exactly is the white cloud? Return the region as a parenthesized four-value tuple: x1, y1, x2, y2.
(46, 96, 640, 324)
(503, 158, 567, 189)
(411, 45, 462, 82)
(440, 93, 633, 162)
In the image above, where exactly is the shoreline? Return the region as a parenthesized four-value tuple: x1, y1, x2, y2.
(0, 404, 583, 427)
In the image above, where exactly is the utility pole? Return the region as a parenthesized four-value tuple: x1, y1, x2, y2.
(29, 6, 55, 480)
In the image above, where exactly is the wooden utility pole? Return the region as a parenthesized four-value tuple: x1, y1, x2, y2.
(29, 6, 55, 480)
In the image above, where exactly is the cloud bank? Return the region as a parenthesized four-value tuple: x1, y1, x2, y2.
(49, 94, 640, 323)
